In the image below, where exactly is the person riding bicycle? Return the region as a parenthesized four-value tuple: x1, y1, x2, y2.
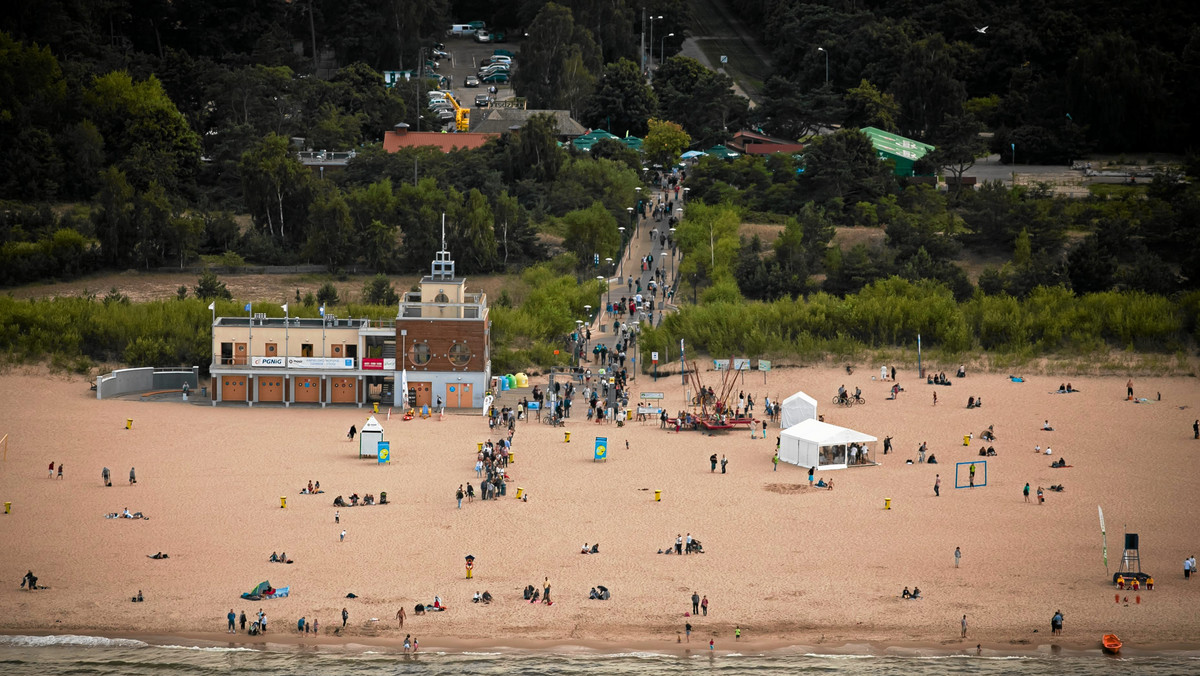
(837, 385, 847, 403)
(854, 386, 861, 402)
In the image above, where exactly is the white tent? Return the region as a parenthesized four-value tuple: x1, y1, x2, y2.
(779, 418, 877, 470)
(780, 391, 818, 429)
(358, 415, 385, 458)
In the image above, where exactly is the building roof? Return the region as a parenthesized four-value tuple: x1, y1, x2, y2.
(469, 109, 587, 136)
(383, 130, 495, 153)
(860, 127, 935, 163)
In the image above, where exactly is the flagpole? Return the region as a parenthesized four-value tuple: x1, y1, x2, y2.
(247, 302, 253, 366)
(282, 303, 289, 367)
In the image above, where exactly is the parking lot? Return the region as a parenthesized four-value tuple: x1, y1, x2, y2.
(432, 35, 518, 118)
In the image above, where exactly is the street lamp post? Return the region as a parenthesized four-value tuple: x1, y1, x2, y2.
(597, 276, 607, 312)
(669, 227, 677, 280)
(649, 16, 663, 69)
(817, 47, 829, 84)
(661, 33, 674, 65)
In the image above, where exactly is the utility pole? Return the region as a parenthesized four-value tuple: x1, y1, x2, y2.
(640, 10, 646, 75)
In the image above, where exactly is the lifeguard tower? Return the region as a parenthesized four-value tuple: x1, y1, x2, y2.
(1114, 532, 1149, 584)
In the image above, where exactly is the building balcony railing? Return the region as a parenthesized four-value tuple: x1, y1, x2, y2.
(211, 355, 398, 371)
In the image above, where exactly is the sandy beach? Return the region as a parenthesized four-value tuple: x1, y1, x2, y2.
(2, 364, 1198, 652)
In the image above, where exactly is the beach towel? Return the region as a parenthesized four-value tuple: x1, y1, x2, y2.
(1009, 376, 1024, 383)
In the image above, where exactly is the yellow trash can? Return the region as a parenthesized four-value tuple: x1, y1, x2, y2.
(508, 451, 514, 464)
(478, 442, 484, 451)
(654, 490, 662, 502)
(963, 434, 970, 446)
(280, 496, 287, 509)
(373, 402, 379, 414)
(564, 431, 571, 443)
(4, 502, 10, 514)
(885, 498, 892, 510)
(515, 487, 524, 499)
(126, 418, 133, 430)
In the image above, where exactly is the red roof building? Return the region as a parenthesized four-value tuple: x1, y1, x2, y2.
(383, 126, 496, 153)
(727, 130, 805, 156)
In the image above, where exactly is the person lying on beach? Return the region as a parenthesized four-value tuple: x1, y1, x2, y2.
(1050, 458, 1068, 468)
(1049, 484, 1065, 492)
(147, 552, 169, 559)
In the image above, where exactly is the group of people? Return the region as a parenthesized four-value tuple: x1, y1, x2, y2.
(465, 438, 512, 504)
(268, 551, 293, 564)
(966, 395, 984, 409)
(300, 480, 323, 494)
(332, 492, 386, 507)
(927, 372, 953, 385)
(1056, 383, 1077, 393)
(588, 585, 611, 600)
(663, 533, 704, 555)
(471, 590, 494, 604)
(900, 586, 923, 599)
(99, 466, 136, 486)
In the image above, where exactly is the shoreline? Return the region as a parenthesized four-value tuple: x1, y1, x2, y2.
(5, 628, 1200, 659)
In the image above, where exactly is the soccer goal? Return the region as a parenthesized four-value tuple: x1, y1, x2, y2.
(955, 460, 987, 488)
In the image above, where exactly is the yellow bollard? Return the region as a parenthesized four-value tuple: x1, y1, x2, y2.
(515, 487, 524, 499)
(126, 418, 133, 430)
(654, 489, 662, 502)
(4, 502, 10, 514)
(508, 451, 514, 464)
(280, 496, 286, 509)
(373, 402, 379, 414)
(564, 431, 571, 443)
(885, 497, 892, 510)
(466, 568, 473, 579)
(963, 434, 970, 446)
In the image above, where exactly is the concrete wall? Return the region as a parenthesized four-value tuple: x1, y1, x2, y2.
(97, 366, 199, 399)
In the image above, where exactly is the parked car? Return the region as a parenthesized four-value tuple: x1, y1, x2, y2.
(434, 109, 454, 121)
(475, 95, 491, 108)
(493, 49, 515, 57)
(482, 56, 512, 67)
(474, 30, 491, 43)
(481, 72, 509, 83)
(478, 66, 509, 79)
(464, 75, 480, 88)
(431, 48, 449, 59)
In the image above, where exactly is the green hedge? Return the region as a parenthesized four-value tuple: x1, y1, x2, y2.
(639, 278, 1190, 363)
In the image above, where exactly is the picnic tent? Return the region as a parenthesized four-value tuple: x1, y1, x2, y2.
(359, 415, 385, 458)
(779, 391, 818, 429)
(779, 418, 877, 470)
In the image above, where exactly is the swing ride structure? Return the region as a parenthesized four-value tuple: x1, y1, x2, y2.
(684, 357, 757, 431)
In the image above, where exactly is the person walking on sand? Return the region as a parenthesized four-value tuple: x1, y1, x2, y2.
(735, 626, 741, 641)
(335, 510, 340, 524)
(396, 607, 406, 628)
(933, 391, 937, 406)
(340, 529, 346, 542)
(543, 576, 551, 603)
(955, 546, 961, 568)
(808, 466, 815, 486)
(227, 609, 236, 633)
(773, 452, 779, 471)
(239, 610, 247, 632)
(934, 474, 941, 497)
(685, 622, 692, 642)
(341, 607, 348, 628)
(709, 639, 714, 651)
(969, 463, 976, 488)
(348, 424, 357, 440)
(129, 467, 136, 485)
(686, 533, 693, 554)
(403, 634, 411, 652)
(1024, 483, 1031, 502)
(57, 463, 63, 479)
(720, 455, 728, 474)
(48, 461, 55, 479)
(710, 453, 718, 472)
(1126, 379, 1134, 400)
(102, 467, 111, 487)
(456, 485, 464, 509)
(691, 591, 700, 614)
(1051, 610, 1063, 635)
(1194, 419, 1198, 439)
(676, 534, 683, 555)
(701, 595, 708, 615)
(961, 615, 968, 638)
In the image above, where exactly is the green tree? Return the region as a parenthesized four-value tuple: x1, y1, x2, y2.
(513, 3, 600, 111)
(653, 56, 749, 146)
(643, 118, 691, 170)
(581, 58, 657, 137)
(238, 132, 312, 242)
(317, 281, 340, 305)
(362, 274, 399, 305)
(562, 201, 620, 268)
(194, 269, 232, 300)
(91, 167, 136, 266)
(304, 185, 354, 271)
(803, 129, 895, 204)
(456, 188, 498, 273)
(843, 79, 899, 131)
(927, 114, 987, 195)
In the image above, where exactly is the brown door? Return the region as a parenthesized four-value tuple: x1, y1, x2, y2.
(259, 377, 283, 402)
(295, 377, 320, 403)
(233, 343, 247, 365)
(332, 344, 343, 358)
(221, 376, 246, 401)
(330, 377, 356, 403)
(459, 382, 473, 407)
(265, 343, 277, 357)
(413, 382, 432, 407)
(446, 383, 461, 408)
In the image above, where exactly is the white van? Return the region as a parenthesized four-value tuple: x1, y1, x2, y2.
(448, 24, 477, 37)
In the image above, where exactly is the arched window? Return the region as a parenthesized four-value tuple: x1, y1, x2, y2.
(410, 342, 431, 366)
(448, 342, 472, 367)
(434, 291, 449, 303)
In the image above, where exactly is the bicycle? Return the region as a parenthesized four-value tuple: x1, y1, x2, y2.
(832, 395, 854, 408)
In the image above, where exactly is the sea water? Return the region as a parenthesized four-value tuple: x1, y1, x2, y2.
(0, 635, 1196, 675)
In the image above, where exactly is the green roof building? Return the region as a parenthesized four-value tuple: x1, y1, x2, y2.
(860, 127, 935, 176)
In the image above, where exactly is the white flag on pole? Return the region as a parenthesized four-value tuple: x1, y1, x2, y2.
(281, 303, 288, 315)
(208, 302, 215, 311)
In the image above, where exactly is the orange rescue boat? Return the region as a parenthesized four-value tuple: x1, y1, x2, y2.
(1102, 634, 1122, 654)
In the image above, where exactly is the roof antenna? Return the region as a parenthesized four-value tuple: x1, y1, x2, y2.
(441, 212, 446, 251)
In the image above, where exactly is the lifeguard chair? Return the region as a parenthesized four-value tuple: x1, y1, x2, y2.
(1113, 532, 1149, 584)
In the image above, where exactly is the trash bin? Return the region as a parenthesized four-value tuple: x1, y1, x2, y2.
(125, 418, 133, 430)
(508, 451, 514, 464)
(478, 442, 484, 451)
(373, 402, 379, 413)
(885, 498, 892, 510)
(280, 497, 287, 509)
(564, 431, 571, 443)
(500, 482, 507, 497)
(4, 502, 10, 514)
(515, 487, 524, 499)
(654, 490, 662, 502)
(963, 434, 970, 446)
